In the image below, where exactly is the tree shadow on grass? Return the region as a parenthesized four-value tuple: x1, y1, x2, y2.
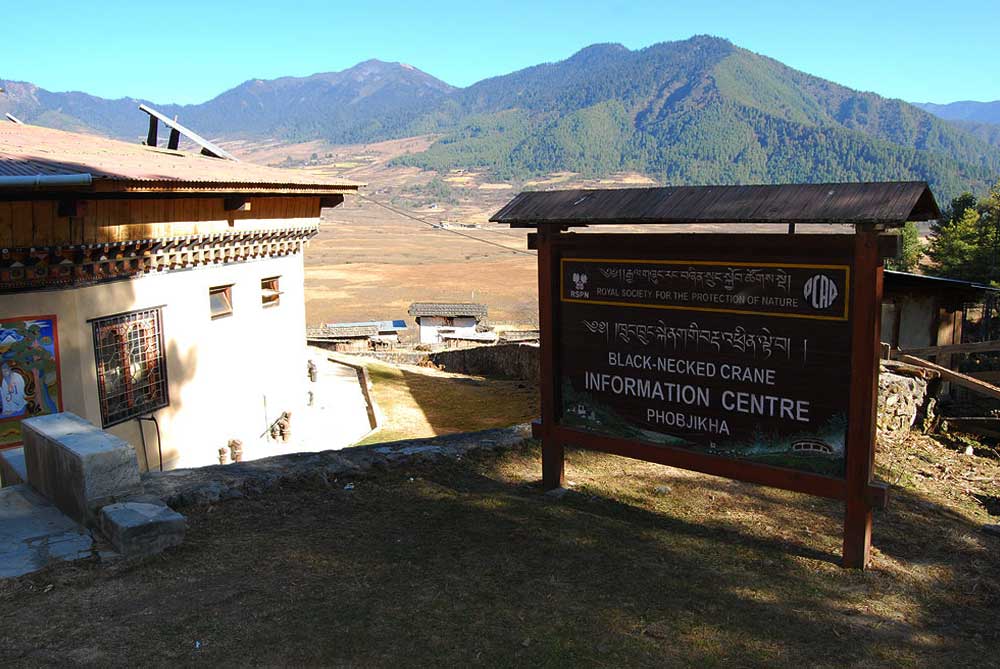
(2, 444, 997, 667)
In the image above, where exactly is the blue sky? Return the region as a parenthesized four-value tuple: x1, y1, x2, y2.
(6, 1, 998, 105)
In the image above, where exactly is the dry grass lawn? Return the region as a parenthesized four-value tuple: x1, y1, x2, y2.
(1, 432, 998, 667)
(356, 360, 538, 445)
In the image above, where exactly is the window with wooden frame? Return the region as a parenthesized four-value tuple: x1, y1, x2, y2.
(91, 307, 169, 428)
(209, 284, 234, 319)
(261, 276, 282, 308)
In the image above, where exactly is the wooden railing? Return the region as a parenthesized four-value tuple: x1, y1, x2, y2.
(887, 339, 1000, 401)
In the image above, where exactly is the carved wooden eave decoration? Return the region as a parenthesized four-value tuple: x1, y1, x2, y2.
(0, 225, 317, 293)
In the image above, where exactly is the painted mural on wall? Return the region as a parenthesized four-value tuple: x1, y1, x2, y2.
(0, 316, 62, 448)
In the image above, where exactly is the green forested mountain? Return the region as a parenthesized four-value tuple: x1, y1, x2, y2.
(394, 37, 1000, 198)
(2, 36, 998, 198)
(914, 100, 1000, 125)
(947, 120, 1000, 149)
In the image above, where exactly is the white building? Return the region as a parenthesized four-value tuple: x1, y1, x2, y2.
(308, 320, 407, 352)
(407, 303, 488, 345)
(0, 122, 359, 470)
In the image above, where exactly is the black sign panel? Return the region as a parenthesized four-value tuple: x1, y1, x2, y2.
(558, 257, 854, 478)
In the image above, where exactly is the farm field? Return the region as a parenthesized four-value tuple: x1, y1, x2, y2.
(284, 137, 841, 331)
(305, 197, 539, 329)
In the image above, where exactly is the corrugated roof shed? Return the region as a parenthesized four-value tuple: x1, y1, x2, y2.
(0, 123, 361, 195)
(408, 303, 488, 319)
(490, 182, 940, 228)
(884, 271, 1000, 294)
(322, 325, 380, 338)
(307, 325, 379, 339)
(323, 320, 407, 332)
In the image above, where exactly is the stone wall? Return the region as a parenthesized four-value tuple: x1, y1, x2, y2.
(341, 344, 542, 380)
(142, 424, 532, 508)
(429, 344, 540, 381)
(877, 362, 937, 446)
(343, 350, 430, 366)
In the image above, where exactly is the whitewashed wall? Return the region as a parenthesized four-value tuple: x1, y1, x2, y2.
(417, 316, 479, 344)
(1, 251, 309, 470)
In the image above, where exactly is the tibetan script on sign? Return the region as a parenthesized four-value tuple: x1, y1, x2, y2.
(562, 258, 850, 320)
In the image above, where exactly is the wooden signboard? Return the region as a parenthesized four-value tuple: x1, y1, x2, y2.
(531, 231, 891, 569)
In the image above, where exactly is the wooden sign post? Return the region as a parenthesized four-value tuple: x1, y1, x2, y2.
(530, 229, 892, 569)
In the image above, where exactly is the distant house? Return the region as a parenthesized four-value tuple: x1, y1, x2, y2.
(882, 271, 998, 352)
(882, 270, 1000, 397)
(307, 320, 407, 352)
(0, 121, 359, 470)
(408, 303, 488, 345)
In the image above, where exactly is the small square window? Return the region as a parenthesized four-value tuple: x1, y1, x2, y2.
(210, 285, 233, 319)
(261, 276, 281, 308)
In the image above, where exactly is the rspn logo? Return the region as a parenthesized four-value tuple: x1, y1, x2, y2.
(569, 272, 590, 298)
(803, 274, 838, 310)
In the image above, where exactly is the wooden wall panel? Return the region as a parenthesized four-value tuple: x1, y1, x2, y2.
(93, 200, 112, 243)
(11, 202, 32, 247)
(128, 200, 144, 237)
(3, 195, 326, 247)
(53, 207, 72, 246)
(116, 201, 132, 242)
(82, 211, 96, 245)
(31, 201, 55, 246)
(160, 200, 176, 239)
(0, 202, 13, 247)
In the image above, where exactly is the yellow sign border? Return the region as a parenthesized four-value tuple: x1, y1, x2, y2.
(560, 257, 851, 322)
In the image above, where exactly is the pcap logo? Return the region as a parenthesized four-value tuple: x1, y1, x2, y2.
(572, 273, 588, 291)
(803, 274, 838, 310)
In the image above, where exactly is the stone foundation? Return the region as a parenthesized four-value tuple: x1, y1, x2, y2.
(877, 362, 938, 446)
(142, 424, 532, 508)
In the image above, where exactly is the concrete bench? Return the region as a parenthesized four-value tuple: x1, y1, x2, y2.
(22, 413, 142, 526)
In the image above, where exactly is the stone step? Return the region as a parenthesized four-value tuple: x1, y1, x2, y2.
(99, 501, 186, 559)
(0, 484, 94, 579)
(0, 447, 26, 488)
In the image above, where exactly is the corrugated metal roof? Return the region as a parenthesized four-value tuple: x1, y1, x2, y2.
(317, 325, 380, 338)
(0, 123, 362, 194)
(490, 182, 941, 228)
(884, 270, 1000, 294)
(323, 320, 408, 332)
(408, 303, 488, 319)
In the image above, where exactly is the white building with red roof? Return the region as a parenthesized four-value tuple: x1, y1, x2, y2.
(0, 120, 360, 470)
